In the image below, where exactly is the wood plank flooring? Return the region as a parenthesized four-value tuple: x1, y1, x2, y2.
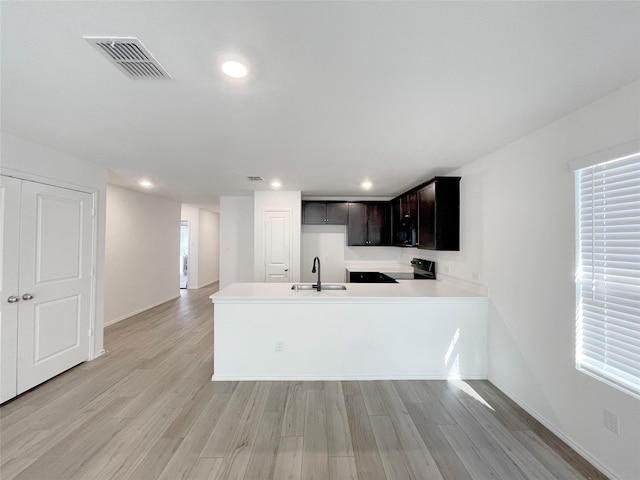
(1, 284, 607, 480)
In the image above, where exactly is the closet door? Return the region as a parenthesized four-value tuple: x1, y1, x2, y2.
(15, 180, 93, 396)
(0, 176, 22, 403)
(2, 177, 94, 402)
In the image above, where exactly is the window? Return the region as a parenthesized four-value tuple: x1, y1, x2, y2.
(575, 151, 640, 397)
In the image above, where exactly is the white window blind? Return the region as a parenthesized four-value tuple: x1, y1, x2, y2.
(576, 152, 640, 396)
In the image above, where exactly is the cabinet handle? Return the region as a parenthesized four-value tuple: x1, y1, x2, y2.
(22, 293, 34, 301)
(7, 295, 19, 303)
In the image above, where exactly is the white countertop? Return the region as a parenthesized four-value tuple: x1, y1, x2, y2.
(210, 280, 487, 304)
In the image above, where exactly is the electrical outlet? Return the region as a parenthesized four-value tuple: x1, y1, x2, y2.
(603, 408, 620, 435)
(472, 272, 480, 281)
(275, 339, 284, 352)
(444, 265, 450, 274)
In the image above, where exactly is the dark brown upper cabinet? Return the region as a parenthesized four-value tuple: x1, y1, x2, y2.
(347, 202, 392, 246)
(302, 201, 348, 225)
(417, 177, 460, 251)
(392, 191, 418, 246)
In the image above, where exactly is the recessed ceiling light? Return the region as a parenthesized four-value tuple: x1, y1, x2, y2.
(361, 180, 373, 190)
(271, 181, 282, 188)
(218, 54, 249, 78)
(139, 179, 153, 188)
(221, 61, 247, 78)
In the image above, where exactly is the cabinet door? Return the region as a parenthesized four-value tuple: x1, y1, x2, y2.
(405, 192, 418, 246)
(302, 202, 327, 224)
(347, 203, 368, 245)
(325, 202, 348, 224)
(434, 179, 460, 250)
(418, 179, 460, 250)
(367, 203, 391, 245)
(418, 184, 436, 249)
(394, 194, 418, 245)
(405, 192, 418, 219)
(392, 198, 402, 244)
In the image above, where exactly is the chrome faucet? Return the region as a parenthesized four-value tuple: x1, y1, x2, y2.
(312, 256, 321, 291)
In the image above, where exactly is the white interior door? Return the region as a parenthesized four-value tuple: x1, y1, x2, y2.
(264, 210, 291, 283)
(0, 176, 22, 403)
(16, 180, 93, 395)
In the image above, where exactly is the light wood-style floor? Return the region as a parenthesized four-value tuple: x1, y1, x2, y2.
(1, 284, 606, 480)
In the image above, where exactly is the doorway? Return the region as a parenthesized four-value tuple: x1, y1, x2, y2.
(264, 210, 292, 282)
(180, 220, 189, 289)
(1, 176, 94, 403)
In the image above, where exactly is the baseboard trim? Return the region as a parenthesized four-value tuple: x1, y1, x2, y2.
(489, 379, 614, 480)
(212, 374, 488, 382)
(104, 294, 180, 327)
(90, 349, 106, 361)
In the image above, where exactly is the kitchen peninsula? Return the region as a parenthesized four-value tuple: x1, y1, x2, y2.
(210, 280, 488, 381)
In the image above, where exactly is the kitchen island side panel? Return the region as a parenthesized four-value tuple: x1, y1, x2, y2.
(212, 301, 487, 381)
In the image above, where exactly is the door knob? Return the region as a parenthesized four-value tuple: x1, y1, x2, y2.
(7, 295, 19, 303)
(284, 268, 289, 272)
(22, 293, 34, 301)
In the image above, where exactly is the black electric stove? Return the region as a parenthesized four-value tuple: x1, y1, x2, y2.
(410, 258, 436, 280)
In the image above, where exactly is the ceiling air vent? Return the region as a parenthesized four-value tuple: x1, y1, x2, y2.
(84, 36, 172, 79)
(247, 176, 265, 182)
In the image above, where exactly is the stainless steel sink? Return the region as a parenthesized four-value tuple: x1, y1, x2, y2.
(291, 284, 347, 291)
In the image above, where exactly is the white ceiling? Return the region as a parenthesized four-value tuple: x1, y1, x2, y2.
(2, 1, 639, 210)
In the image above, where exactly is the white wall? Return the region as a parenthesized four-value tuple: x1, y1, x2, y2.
(198, 209, 219, 286)
(301, 225, 415, 283)
(219, 196, 254, 289)
(345, 245, 405, 262)
(0, 132, 108, 357)
(105, 185, 180, 325)
(301, 225, 347, 283)
(439, 81, 640, 480)
(254, 191, 301, 282)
